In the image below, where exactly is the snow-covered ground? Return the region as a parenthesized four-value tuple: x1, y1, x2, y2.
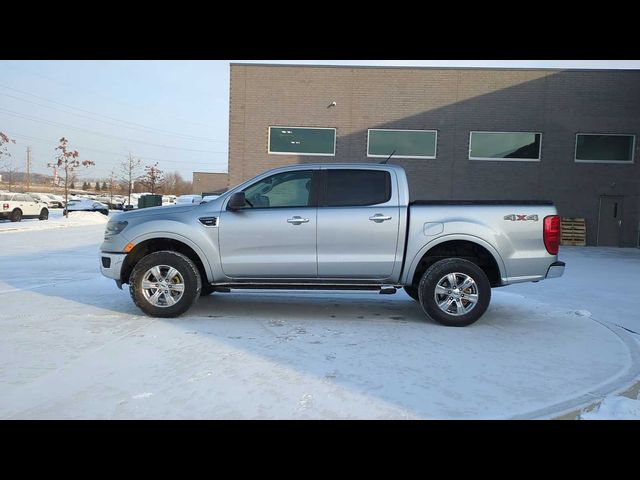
(580, 394, 640, 420)
(0, 223, 638, 419)
(0, 209, 109, 233)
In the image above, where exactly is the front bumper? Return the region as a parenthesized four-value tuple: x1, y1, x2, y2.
(545, 261, 565, 279)
(100, 252, 127, 281)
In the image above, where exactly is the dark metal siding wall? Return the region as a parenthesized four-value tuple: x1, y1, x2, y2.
(228, 64, 640, 246)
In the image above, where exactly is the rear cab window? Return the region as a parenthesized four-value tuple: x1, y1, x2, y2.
(323, 169, 392, 207)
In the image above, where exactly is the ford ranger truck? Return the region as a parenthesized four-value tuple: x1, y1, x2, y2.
(99, 164, 565, 327)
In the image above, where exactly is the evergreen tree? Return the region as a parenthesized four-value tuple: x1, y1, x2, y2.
(70, 181, 75, 189)
(96, 181, 101, 191)
(102, 181, 108, 190)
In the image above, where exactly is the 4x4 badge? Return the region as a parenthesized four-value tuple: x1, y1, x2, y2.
(504, 214, 539, 221)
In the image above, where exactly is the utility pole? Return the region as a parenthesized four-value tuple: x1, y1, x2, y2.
(25, 146, 31, 192)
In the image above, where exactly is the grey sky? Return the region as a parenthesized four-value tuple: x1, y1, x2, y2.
(1, 60, 638, 182)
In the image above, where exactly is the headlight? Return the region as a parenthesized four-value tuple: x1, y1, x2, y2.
(105, 220, 128, 235)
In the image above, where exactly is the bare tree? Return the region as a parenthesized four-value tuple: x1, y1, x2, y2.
(106, 169, 119, 203)
(163, 171, 194, 195)
(48, 137, 95, 217)
(119, 153, 142, 206)
(138, 162, 165, 194)
(0, 132, 16, 169)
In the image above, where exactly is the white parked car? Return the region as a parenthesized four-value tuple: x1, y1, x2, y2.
(44, 194, 65, 208)
(63, 199, 109, 216)
(176, 194, 202, 204)
(0, 192, 49, 222)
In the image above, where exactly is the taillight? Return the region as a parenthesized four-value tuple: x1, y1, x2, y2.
(543, 215, 560, 255)
(2, 203, 8, 210)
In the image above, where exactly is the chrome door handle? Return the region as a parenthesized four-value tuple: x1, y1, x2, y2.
(287, 216, 309, 225)
(369, 214, 392, 223)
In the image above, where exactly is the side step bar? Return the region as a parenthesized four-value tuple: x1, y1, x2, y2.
(204, 283, 401, 294)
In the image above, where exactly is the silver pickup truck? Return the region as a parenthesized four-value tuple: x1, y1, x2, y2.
(100, 163, 564, 326)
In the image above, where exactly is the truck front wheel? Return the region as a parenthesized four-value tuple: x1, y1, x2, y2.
(417, 258, 491, 327)
(129, 250, 202, 318)
(404, 285, 420, 301)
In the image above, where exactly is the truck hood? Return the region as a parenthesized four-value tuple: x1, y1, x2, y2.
(112, 204, 199, 221)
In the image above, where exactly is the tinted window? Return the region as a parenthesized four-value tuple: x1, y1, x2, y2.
(243, 170, 313, 208)
(368, 129, 437, 158)
(469, 132, 541, 160)
(325, 170, 391, 207)
(0, 194, 11, 201)
(15, 194, 29, 202)
(575, 134, 635, 162)
(269, 127, 336, 155)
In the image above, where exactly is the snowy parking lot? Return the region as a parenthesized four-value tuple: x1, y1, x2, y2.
(1, 211, 639, 419)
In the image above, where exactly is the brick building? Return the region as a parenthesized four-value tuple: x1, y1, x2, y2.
(201, 63, 640, 247)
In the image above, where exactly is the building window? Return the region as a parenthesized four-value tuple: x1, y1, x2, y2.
(367, 129, 437, 159)
(469, 132, 542, 161)
(268, 126, 336, 156)
(575, 134, 635, 163)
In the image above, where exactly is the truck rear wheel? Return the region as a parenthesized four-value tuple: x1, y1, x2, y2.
(418, 258, 491, 327)
(129, 250, 202, 318)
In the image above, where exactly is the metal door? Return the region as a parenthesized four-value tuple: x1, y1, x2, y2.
(598, 196, 624, 246)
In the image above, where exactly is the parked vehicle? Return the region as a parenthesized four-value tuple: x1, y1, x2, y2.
(0, 192, 49, 222)
(176, 194, 202, 204)
(28, 193, 51, 208)
(99, 164, 565, 326)
(43, 194, 65, 208)
(162, 195, 177, 205)
(64, 199, 109, 216)
(96, 196, 124, 210)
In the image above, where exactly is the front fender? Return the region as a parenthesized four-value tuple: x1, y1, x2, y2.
(125, 219, 219, 283)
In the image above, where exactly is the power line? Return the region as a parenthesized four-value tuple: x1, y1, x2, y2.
(0, 107, 226, 154)
(4, 131, 228, 167)
(0, 86, 224, 143)
(2, 62, 219, 130)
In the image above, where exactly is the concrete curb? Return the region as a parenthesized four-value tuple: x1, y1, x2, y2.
(511, 319, 640, 420)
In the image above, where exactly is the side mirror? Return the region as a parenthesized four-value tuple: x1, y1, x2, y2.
(227, 192, 247, 211)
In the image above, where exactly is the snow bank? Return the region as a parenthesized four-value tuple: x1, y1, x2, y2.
(0, 210, 108, 234)
(580, 395, 640, 420)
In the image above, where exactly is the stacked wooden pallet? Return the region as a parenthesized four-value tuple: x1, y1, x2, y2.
(560, 217, 586, 246)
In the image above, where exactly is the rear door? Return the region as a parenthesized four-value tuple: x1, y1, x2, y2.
(317, 168, 400, 279)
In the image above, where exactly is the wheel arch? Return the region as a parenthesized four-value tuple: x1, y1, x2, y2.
(402, 235, 506, 288)
(121, 234, 213, 285)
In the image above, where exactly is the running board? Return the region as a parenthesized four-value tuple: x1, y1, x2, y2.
(208, 283, 401, 293)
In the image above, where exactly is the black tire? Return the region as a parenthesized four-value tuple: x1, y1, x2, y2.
(417, 258, 491, 327)
(10, 209, 22, 222)
(39, 208, 49, 220)
(200, 284, 216, 296)
(129, 250, 202, 318)
(404, 285, 420, 301)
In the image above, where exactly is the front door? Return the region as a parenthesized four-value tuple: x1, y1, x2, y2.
(219, 169, 318, 278)
(317, 168, 400, 279)
(598, 195, 624, 246)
